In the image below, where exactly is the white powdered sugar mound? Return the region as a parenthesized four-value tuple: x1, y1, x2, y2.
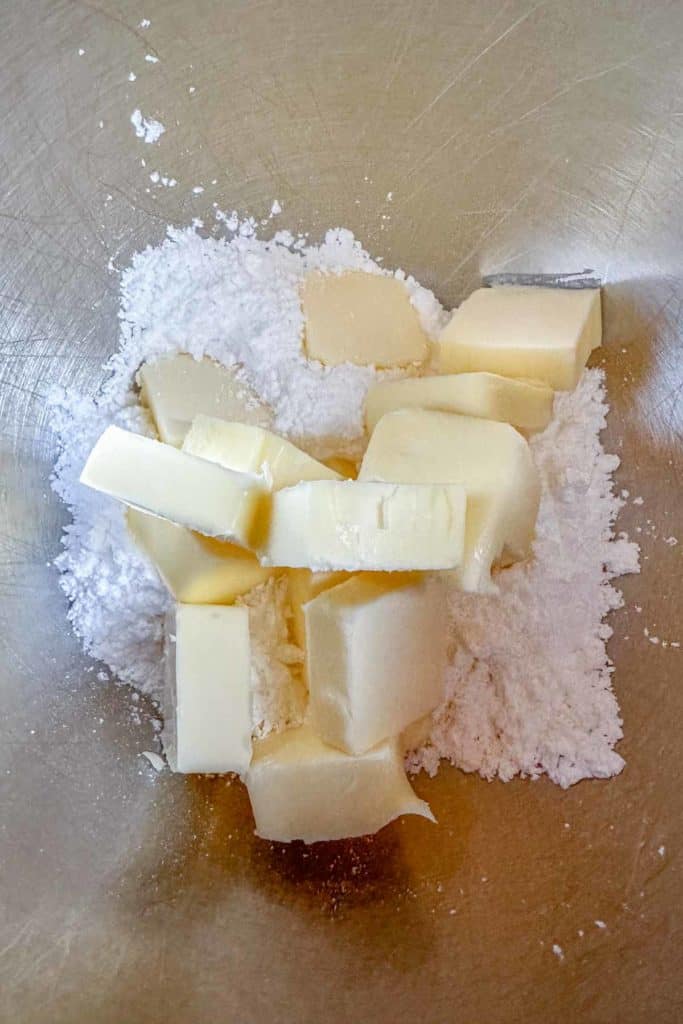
(49, 219, 639, 785)
(409, 371, 640, 787)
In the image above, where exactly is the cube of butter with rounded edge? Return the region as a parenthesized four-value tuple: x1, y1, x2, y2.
(127, 508, 272, 603)
(260, 480, 466, 572)
(80, 425, 268, 547)
(138, 354, 271, 447)
(163, 604, 252, 775)
(302, 270, 428, 368)
(246, 724, 434, 843)
(365, 372, 553, 434)
(182, 416, 340, 489)
(304, 574, 447, 756)
(359, 409, 540, 593)
(437, 286, 601, 391)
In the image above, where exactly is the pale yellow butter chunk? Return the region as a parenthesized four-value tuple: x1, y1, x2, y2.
(438, 286, 601, 390)
(287, 568, 352, 648)
(246, 724, 434, 843)
(182, 416, 340, 489)
(302, 270, 428, 368)
(359, 409, 540, 592)
(365, 372, 553, 434)
(260, 480, 466, 572)
(163, 605, 252, 775)
(305, 574, 447, 755)
(80, 425, 267, 547)
(138, 354, 271, 447)
(127, 508, 272, 603)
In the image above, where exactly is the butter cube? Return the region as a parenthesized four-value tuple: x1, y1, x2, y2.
(246, 724, 434, 842)
(260, 480, 466, 572)
(438, 286, 601, 390)
(138, 354, 271, 446)
(127, 508, 272, 603)
(302, 270, 428, 368)
(163, 605, 252, 775)
(81, 425, 267, 547)
(287, 568, 352, 648)
(359, 409, 540, 592)
(365, 372, 553, 434)
(182, 416, 340, 489)
(305, 575, 447, 755)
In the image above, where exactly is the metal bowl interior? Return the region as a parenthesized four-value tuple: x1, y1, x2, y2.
(1, 2, 681, 1022)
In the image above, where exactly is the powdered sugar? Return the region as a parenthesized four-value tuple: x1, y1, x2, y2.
(236, 578, 305, 736)
(409, 371, 639, 787)
(130, 108, 165, 144)
(49, 218, 639, 785)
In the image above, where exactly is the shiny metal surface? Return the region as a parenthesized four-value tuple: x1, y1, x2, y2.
(1, 1, 681, 1021)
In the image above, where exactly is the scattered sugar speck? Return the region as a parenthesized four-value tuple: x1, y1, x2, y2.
(128, 71, 137, 82)
(658, 845, 666, 857)
(270, 199, 282, 216)
(192, 186, 204, 195)
(78, 48, 85, 56)
(552, 944, 564, 961)
(595, 920, 607, 930)
(145, 54, 159, 63)
(139, 18, 151, 28)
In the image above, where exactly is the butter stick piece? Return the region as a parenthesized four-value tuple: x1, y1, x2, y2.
(80, 425, 268, 547)
(305, 574, 447, 755)
(365, 372, 553, 433)
(182, 416, 340, 489)
(359, 409, 540, 592)
(138, 354, 271, 447)
(246, 724, 434, 843)
(127, 508, 272, 603)
(437, 286, 601, 390)
(260, 480, 466, 572)
(163, 605, 252, 775)
(302, 270, 428, 368)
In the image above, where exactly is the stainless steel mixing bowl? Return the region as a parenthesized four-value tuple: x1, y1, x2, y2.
(1, 2, 681, 1021)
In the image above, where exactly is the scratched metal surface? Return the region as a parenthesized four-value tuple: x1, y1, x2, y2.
(0, 2, 681, 1022)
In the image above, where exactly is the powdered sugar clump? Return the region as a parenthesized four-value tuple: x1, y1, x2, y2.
(130, 108, 165, 144)
(50, 219, 639, 783)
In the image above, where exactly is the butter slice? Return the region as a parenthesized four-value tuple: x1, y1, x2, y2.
(365, 372, 553, 433)
(260, 480, 466, 571)
(81, 425, 267, 546)
(138, 354, 271, 446)
(360, 409, 540, 592)
(302, 270, 428, 368)
(246, 724, 434, 843)
(182, 416, 340, 489)
(287, 568, 352, 648)
(163, 605, 252, 775)
(127, 508, 272, 603)
(438, 286, 602, 390)
(305, 574, 447, 755)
